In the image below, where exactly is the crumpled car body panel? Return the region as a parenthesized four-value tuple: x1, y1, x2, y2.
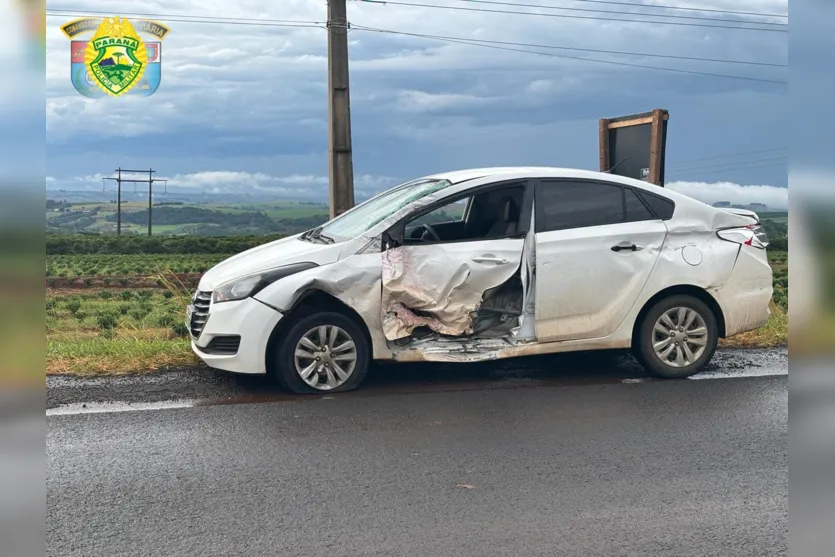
(380, 239, 524, 340)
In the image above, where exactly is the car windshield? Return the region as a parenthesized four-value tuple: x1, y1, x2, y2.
(316, 178, 454, 241)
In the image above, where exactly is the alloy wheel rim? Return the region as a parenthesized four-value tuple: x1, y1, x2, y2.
(294, 325, 357, 390)
(652, 307, 709, 368)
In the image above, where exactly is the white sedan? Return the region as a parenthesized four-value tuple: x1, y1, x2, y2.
(188, 167, 773, 393)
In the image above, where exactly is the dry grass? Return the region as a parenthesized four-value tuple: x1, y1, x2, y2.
(47, 330, 196, 375)
(46, 285, 195, 375)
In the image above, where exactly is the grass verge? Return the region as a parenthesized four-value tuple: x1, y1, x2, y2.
(720, 302, 787, 348)
(47, 330, 196, 375)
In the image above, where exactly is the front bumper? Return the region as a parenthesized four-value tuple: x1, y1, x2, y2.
(190, 297, 283, 374)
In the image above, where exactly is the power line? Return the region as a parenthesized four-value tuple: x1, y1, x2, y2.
(353, 26, 788, 84)
(482, 0, 789, 18)
(667, 162, 787, 179)
(46, 9, 326, 29)
(356, 0, 788, 33)
(426, 0, 788, 26)
(47, 7, 787, 82)
(355, 26, 785, 67)
(667, 147, 787, 165)
(668, 155, 788, 173)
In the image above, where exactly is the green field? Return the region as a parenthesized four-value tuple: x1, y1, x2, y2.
(46, 199, 328, 236)
(46, 288, 196, 374)
(47, 253, 232, 278)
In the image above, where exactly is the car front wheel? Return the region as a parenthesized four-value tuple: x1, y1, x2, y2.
(273, 311, 370, 394)
(636, 295, 719, 379)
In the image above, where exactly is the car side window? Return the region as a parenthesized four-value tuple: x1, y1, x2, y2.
(624, 188, 656, 222)
(401, 183, 527, 244)
(409, 197, 469, 228)
(535, 180, 623, 232)
(535, 180, 665, 232)
(636, 190, 675, 220)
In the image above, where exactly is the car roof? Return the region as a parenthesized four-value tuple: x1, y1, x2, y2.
(420, 166, 705, 204)
(423, 166, 651, 188)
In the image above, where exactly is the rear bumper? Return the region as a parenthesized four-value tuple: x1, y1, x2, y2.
(712, 247, 773, 337)
(190, 297, 283, 374)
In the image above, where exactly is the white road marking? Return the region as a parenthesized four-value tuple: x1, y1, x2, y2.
(688, 368, 788, 380)
(48, 368, 787, 416)
(47, 400, 196, 416)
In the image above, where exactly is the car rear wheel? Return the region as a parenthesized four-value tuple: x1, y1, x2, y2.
(273, 311, 370, 394)
(636, 295, 718, 379)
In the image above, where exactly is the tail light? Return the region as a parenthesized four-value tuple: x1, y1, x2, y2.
(717, 223, 769, 249)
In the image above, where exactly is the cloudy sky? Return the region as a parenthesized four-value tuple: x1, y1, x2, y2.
(45, 0, 788, 207)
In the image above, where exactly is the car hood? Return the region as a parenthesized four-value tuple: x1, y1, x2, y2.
(197, 233, 344, 291)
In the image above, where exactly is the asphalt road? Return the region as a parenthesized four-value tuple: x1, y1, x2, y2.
(47, 353, 788, 557)
(46, 347, 787, 410)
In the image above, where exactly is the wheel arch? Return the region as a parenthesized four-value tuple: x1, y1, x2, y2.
(631, 284, 727, 349)
(265, 289, 374, 374)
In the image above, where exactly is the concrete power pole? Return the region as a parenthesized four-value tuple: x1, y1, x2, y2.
(102, 169, 123, 235)
(116, 167, 122, 235)
(327, 0, 355, 219)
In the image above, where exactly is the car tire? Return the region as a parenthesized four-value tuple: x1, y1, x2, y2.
(636, 295, 719, 379)
(272, 311, 370, 394)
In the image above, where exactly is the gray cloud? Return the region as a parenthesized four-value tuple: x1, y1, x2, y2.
(46, 170, 401, 200)
(667, 180, 787, 209)
(46, 0, 788, 191)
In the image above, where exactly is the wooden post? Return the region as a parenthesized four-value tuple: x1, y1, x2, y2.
(648, 109, 666, 186)
(598, 119, 610, 172)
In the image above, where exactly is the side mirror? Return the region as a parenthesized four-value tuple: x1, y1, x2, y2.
(381, 231, 399, 251)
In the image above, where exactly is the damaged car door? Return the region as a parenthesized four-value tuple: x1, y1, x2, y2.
(380, 181, 533, 343)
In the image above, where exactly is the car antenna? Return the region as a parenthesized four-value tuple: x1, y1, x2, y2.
(605, 157, 628, 173)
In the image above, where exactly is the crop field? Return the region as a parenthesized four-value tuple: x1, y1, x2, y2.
(769, 250, 788, 310)
(46, 199, 328, 235)
(47, 253, 231, 278)
(46, 285, 197, 374)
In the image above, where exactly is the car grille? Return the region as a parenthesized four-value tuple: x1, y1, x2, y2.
(190, 291, 212, 339)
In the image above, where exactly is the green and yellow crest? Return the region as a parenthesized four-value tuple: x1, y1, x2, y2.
(83, 17, 147, 96)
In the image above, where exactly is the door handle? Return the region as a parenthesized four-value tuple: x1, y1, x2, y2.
(611, 242, 644, 252)
(471, 256, 509, 264)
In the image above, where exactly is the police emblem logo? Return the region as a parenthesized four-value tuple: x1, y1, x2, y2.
(61, 16, 170, 98)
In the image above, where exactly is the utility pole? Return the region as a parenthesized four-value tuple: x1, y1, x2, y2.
(106, 168, 161, 236)
(102, 168, 123, 235)
(327, 0, 355, 219)
(147, 168, 155, 236)
(116, 167, 122, 235)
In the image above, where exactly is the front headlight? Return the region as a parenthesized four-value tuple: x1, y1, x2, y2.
(212, 262, 318, 303)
